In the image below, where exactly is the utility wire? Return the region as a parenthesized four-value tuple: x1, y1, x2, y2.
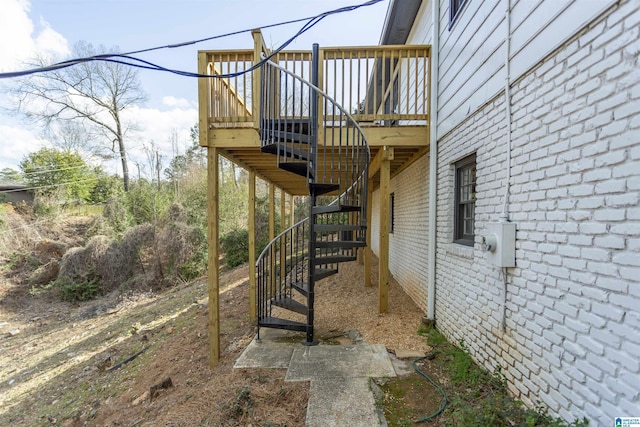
(21, 164, 88, 176)
(0, 0, 384, 80)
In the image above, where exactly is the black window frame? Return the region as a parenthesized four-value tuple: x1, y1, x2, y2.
(454, 154, 476, 246)
(449, 0, 468, 30)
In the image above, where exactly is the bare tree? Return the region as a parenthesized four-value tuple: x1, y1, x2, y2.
(11, 41, 146, 191)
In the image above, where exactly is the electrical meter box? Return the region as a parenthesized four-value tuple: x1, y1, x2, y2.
(481, 222, 516, 267)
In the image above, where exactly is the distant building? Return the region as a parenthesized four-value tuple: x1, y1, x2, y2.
(0, 183, 34, 204)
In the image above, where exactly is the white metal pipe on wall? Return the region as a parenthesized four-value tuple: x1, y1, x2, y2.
(427, 0, 440, 320)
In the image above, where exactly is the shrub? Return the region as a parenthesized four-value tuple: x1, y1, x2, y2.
(126, 180, 173, 224)
(221, 229, 249, 268)
(103, 195, 133, 234)
(58, 275, 100, 301)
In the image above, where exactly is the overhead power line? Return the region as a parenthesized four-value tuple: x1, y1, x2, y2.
(21, 164, 89, 176)
(0, 0, 384, 80)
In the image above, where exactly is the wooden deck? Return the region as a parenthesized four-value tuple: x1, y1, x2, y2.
(198, 32, 431, 194)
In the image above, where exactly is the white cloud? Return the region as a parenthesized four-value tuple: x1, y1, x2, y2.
(0, 124, 47, 170)
(0, 1, 198, 181)
(0, 0, 69, 72)
(162, 96, 193, 109)
(34, 17, 70, 59)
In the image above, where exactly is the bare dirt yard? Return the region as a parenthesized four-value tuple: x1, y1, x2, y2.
(1, 213, 431, 426)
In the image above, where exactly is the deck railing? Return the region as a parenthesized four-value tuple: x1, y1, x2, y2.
(199, 44, 430, 129)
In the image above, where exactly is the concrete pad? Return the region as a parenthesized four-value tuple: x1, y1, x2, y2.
(234, 337, 295, 369)
(286, 344, 395, 381)
(306, 378, 386, 427)
(388, 354, 415, 377)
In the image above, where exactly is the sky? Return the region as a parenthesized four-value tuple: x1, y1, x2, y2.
(0, 0, 389, 179)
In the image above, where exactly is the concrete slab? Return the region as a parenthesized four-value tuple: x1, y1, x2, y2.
(235, 334, 396, 427)
(234, 338, 295, 369)
(388, 354, 415, 377)
(286, 344, 395, 381)
(306, 377, 386, 427)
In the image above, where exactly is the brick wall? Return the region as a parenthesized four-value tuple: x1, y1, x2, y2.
(434, 1, 640, 424)
(370, 154, 430, 312)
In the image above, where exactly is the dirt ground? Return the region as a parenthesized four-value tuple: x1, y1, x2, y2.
(0, 214, 431, 426)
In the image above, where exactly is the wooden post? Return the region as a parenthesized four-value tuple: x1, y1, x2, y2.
(316, 47, 325, 130)
(251, 30, 266, 129)
(197, 52, 210, 147)
(248, 171, 256, 322)
(289, 194, 295, 226)
(280, 190, 286, 233)
(269, 183, 275, 241)
(207, 146, 220, 367)
(268, 183, 276, 296)
(379, 148, 392, 313)
(364, 178, 373, 286)
(280, 189, 286, 282)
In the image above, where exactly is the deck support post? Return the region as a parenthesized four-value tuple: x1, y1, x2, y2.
(269, 183, 275, 241)
(290, 194, 295, 226)
(280, 188, 286, 284)
(268, 182, 276, 296)
(364, 178, 373, 286)
(249, 170, 257, 322)
(379, 147, 392, 313)
(207, 146, 220, 367)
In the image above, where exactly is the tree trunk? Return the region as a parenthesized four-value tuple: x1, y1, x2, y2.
(114, 111, 129, 192)
(231, 163, 238, 188)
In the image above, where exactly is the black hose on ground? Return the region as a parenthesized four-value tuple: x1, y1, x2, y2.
(413, 356, 447, 423)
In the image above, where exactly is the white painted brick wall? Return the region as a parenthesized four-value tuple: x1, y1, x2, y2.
(370, 154, 430, 312)
(433, 1, 640, 424)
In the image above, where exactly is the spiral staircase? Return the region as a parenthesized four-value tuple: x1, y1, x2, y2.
(255, 44, 370, 345)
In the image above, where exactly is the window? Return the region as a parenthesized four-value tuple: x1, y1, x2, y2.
(449, 0, 468, 29)
(454, 154, 476, 246)
(390, 192, 395, 233)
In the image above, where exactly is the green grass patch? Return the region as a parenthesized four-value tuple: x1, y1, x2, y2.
(378, 326, 590, 427)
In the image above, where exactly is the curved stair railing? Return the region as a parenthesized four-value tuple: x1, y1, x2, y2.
(256, 44, 370, 345)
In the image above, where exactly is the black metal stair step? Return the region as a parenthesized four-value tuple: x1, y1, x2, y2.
(314, 268, 339, 280)
(314, 224, 365, 232)
(263, 118, 310, 133)
(291, 268, 338, 296)
(259, 316, 307, 332)
(262, 129, 311, 144)
(271, 297, 308, 315)
(291, 281, 309, 297)
(279, 161, 311, 178)
(312, 204, 361, 214)
(313, 255, 357, 265)
(261, 143, 310, 161)
(315, 240, 366, 249)
(309, 183, 339, 196)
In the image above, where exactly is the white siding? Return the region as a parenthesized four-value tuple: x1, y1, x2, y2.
(509, 0, 618, 79)
(437, 0, 505, 136)
(433, 0, 640, 424)
(407, 0, 620, 137)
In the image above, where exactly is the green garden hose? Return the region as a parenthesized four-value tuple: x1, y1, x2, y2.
(413, 356, 448, 423)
